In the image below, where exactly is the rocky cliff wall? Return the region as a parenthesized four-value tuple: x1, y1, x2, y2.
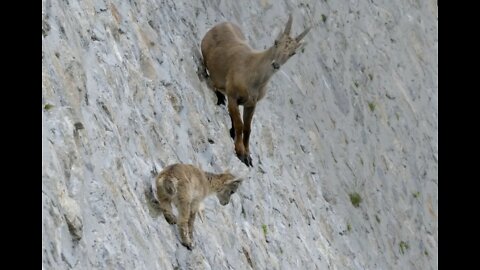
(42, 0, 438, 269)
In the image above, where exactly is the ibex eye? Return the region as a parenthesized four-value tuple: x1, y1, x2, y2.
(229, 190, 235, 195)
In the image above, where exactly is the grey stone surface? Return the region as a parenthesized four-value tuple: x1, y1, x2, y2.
(42, 0, 438, 269)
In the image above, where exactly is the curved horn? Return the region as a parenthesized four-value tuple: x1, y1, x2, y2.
(295, 26, 311, 42)
(284, 14, 293, 35)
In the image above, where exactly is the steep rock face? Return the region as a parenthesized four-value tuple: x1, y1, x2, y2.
(42, 0, 438, 269)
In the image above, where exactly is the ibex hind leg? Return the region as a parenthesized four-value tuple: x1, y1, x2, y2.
(215, 91, 226, 106)
(197, 59, 224, 106)
(194, 47, 209, 82)
(229, 114, 235, 139)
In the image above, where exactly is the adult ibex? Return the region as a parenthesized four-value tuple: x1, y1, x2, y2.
(201, 15, 310, 166)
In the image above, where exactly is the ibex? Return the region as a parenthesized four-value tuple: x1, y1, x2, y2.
(155, 163, 243, 250)
(201, 14, 310, 166)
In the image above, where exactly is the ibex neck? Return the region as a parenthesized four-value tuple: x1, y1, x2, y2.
(248, 47, 277, 86)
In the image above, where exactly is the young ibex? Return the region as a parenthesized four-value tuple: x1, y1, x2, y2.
(201, 14, 310, 166)
(155, 163, 243, 250)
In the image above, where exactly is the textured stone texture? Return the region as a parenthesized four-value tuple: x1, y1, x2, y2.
(42, 0, 438, 269)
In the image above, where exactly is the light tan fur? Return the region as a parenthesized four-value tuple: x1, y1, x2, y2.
(201, 14, 310, 166)
(155, 163, 243, 250)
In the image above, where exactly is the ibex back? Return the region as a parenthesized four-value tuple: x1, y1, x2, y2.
(201, 14, 310, 166)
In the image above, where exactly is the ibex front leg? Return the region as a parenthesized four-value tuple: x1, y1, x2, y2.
(242, 104, 256, 167)
(227, 96, 249, 165)
(177, 201, 193, 250)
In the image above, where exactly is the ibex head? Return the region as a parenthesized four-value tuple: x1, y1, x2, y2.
(271, 14, 311, 69)
(216, 173, 243, 206)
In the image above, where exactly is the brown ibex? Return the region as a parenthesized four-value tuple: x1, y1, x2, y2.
(201, 15, 310, 166)
(154, 163, 243, 250)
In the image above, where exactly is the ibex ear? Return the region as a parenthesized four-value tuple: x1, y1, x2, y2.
(296, 40, 307, 51)
(226, 178, 243, 187)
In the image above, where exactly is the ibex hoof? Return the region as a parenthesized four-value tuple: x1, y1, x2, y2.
(216, 98, 226, 106)
(238, 154, 253, 167)
(181, 241, 193, 250)
(164, 214, 177, 225)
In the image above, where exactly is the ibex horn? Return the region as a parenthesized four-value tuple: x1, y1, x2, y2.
(284, 14, 293, 35)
